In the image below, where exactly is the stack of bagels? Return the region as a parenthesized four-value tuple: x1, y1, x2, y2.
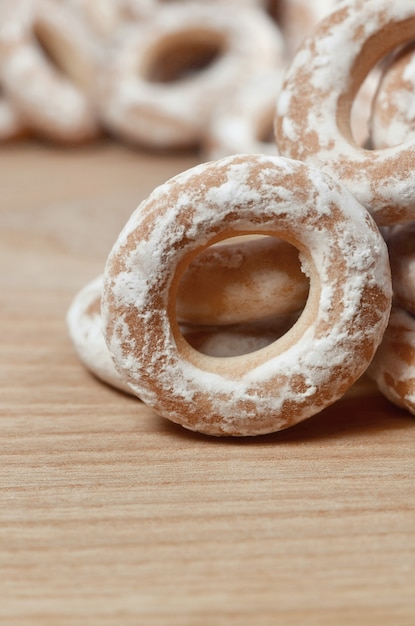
(6, 0, 412, 435)
(0, 0, 337, 151)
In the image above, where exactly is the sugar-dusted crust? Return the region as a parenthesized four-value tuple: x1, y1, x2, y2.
(370, 42, 415, 150)
(386, 222, 415, 316)
(67, 275, 133, 395)
(367, 306, 415, 415)
(0, 0, 100, 143)
(275, 0, 415, 226)
(102, 154, 392, 436)
(98, 3, 285, 149)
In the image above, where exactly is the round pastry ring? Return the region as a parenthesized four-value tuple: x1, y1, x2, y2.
(103, 154, 391, 436)
(99, 3, 283, 148)
(275, 0, 415, 225)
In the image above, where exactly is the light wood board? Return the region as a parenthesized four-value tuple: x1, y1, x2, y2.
(1, 142, 415, 625)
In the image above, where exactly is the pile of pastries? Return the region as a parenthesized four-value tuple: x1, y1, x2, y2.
(5, 0, 413, 435)
(1, 0, 341, 153)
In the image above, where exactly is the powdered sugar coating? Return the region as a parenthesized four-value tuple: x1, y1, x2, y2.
(275, 0, 415, 226)
(102, 154, 392, 436)
(367, 307, 415, 415)
(67, 275, 133, 394)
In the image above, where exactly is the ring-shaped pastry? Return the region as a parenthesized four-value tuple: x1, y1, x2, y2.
(275, 0, 415, 226)
(0, 0, 100, 143)
(99, 3, 285, 149)
(102, 154, 392, 436)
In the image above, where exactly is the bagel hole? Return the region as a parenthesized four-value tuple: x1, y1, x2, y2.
(175, 234, 310, 358)
(144, 30, 225, 83)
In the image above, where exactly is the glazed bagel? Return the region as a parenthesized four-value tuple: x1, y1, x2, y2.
(102, 154, 392, 437)
(275, 0, 415, 225)
(367, 306, 415, 416)
(0, 0, 100, 143)
(370, 42, 415, 150)
(98, 3, 285, 149)
(67, 274, 297, 395)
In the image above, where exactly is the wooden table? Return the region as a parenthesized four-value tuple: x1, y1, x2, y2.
(1, 141, 415, 625)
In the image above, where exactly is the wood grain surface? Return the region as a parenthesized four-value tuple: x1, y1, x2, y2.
(1, 142, 415, 626)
